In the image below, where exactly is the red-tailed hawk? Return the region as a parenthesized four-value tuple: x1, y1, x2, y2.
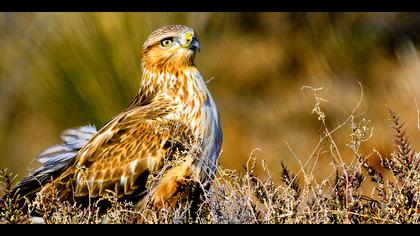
(4, 25, 222, 209)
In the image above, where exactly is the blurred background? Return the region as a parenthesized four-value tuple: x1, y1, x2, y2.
(1, 13, 420, 182)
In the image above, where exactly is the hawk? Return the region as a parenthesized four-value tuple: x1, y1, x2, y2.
(2, 25, 222, 209)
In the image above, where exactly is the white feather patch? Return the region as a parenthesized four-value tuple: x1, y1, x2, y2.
(130, 160, 138, 174)
(120, 175, 127, 186)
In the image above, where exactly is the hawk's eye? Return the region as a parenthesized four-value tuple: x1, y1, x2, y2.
(161, 38, 173, 47)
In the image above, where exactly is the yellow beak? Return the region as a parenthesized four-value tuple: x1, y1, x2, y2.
(185, 32, 200, 52)
(186, 32, 193, 44)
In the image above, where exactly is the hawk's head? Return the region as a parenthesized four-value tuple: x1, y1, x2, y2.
(141, 25, 200, 71)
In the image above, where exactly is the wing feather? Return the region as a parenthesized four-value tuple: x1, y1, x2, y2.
(11, 125, 97, 201)
(52, 96, 193, 200)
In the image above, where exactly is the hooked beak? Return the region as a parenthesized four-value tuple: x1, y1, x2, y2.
(189, 37, 200, 52)
(185, 32, 200, 52)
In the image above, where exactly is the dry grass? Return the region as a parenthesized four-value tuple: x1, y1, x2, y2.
(1, 85, 419, 224)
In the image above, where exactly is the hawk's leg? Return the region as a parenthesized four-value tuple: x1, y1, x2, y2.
(150, 156, 195, 208)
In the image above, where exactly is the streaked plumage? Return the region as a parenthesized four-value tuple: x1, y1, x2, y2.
(7, 25, 222, 209)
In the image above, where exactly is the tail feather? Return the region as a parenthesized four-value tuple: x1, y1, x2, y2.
(60, 125, 97, 149)
(11, 125, 97, 201)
